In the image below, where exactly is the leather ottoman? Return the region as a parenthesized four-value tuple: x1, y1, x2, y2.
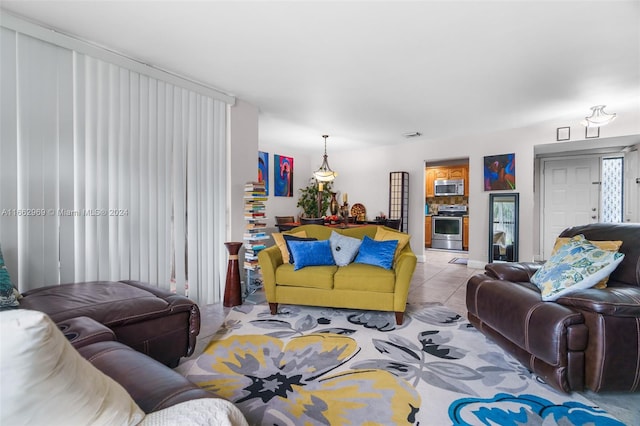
(20, 280, 200, 367)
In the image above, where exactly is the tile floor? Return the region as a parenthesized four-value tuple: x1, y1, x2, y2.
(177, 249, 639, 424)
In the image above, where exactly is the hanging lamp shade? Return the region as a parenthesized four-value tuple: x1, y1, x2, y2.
(313, 135, 338, 182)
(582, 105, 616, 127)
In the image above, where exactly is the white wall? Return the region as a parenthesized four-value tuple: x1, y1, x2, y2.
(229, 99, 260, 243)
(260, 109, 640, 267)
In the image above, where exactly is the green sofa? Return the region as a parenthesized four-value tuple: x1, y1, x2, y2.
(257, 224, 417, 324)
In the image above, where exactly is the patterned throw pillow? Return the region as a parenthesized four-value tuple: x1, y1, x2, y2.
(0, 246, 19, 308)
(551, 237, 623, 288)
(329, 231, 362, 266)
(287, 240, 336, 271)
(531, 235, 625, 301)
(354, 236, 398, 270)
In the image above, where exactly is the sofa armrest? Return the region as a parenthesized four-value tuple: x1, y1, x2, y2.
(392, 249, 418, 311)
(258, 246, 283, 301)
(484, 262, 542, 282)
(557, 285, 640, 317)
(57, 316, 116, 349)
(78, 341, 214, 413)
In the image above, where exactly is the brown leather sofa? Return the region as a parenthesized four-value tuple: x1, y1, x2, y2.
(63, 316, 213, 413)
(19, 280, 200, 367)
(467, 223, 640, 393)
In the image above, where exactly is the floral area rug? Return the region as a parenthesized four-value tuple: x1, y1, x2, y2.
(184, 302, 623, 426)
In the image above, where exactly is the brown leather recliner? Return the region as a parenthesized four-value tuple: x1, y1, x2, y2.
(19, 280, 200, 367)
(467, 223, 640, 393)
(57, 316, 213, 413)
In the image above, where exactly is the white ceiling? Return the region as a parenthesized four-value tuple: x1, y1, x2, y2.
(2, 1, 639, 153)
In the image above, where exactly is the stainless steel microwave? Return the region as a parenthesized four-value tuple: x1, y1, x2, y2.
(434, 179, 465, 196)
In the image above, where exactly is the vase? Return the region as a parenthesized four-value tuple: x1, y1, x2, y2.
(329, 192, 339, 215)
(223, 242, 243, 307)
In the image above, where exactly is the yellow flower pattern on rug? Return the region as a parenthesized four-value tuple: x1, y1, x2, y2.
(184, 303, 625, 425)
(188, 333, 420, 425)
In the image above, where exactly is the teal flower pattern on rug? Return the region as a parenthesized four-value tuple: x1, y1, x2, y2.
(184, 303, 624, 425)
(450, 393, 624, 426)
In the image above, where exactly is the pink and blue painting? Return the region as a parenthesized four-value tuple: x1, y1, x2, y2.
(258, 151, 269, 196)
(484, 153, 515, 191)
(274, 154, 293, 197)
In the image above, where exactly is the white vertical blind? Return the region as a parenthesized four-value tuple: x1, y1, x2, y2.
(0, 27, 228, 304)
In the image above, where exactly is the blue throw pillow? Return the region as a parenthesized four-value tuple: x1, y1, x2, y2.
(354, 235, 398, 270)
(283, 235, 317, 264)
(329, 231, 362, 266)
(287, 240, 336, 271)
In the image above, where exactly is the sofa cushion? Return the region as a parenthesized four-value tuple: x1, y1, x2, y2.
(334, 263, 396, 292)
(0, 309, 144, 426)
(531, 235, 625, 301)
(283, 235, 317, 264)
(287, 240, 336, 270)
(551, 237, 623, 289)
(0, 246, 19, 308)
(354, 236, 398, 270)
(272, 230, 307, 263)
(275, 263, 337, 290)
(329, 231, 362, 266)
(374, 226, 410, 260)
(19, 281, 174, 324)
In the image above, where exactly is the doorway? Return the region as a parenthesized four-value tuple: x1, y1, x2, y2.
(541, 155, 626, 260)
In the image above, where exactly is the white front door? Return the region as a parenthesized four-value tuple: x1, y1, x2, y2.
(542, 157, 600, 260)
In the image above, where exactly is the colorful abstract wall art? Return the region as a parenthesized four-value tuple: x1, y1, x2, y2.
(484, 153, 515, 191)
(274, 154, 294, 197)
(258, 151, 269, 195)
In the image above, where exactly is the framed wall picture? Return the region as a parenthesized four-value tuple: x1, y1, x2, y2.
(258, 151, 269, 195)
(274, 154, 294, 197)
(556, 127, 570, 141)
(484, 153, 516, 191)
(586, 126, 600, 139)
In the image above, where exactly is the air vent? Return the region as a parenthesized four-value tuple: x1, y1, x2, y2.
(402, 132, 422, 138)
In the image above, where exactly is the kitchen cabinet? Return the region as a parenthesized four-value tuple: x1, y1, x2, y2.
(425, 165, 470, 197)
(448, 167, 465, 180)
(425, 169, 436, 197)
(434, 168, 450, 180)
(424, 215, 432, 247)
(463, 216, 469, 250)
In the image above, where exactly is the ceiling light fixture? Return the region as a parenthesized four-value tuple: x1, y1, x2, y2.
(581, 105, 616, 127)
(313, 135, 338, 182)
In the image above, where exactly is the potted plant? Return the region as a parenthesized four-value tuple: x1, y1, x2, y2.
(297, 178, 334, 218)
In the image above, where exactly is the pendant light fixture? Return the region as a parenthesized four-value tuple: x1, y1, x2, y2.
(313, 135, 338, 182)
(581, 105, 617, 127)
